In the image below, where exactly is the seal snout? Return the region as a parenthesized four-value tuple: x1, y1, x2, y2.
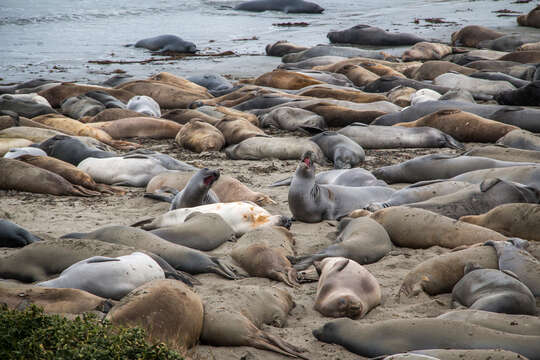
(203, 169, 220, 186)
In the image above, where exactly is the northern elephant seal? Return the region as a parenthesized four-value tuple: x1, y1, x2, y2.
(126, 95, 161, 117)
(518, 6, 540, 28)
(265, 40, 308, 57)
(314, 257, 381, 318)
(451, 165, 540, 189)
(288, 151, 395, 222)
(433, 73, 515, 96)
(38, 134, 117, 165)
(3, 147, 47, 159)
(234, 0, 324, 13)
(214, 116, 266, 145)
(0, 219, 41, 247)
(175, 119, 225, 152)
(60, 95, 105, 119)
(225, 136, 325, 162)
(270, 167, 386, 187)
(88, 117, 182, 139)
(310, 131, 365, 169)
(254, 69, 323, 90)
(134, 34, 197, 53)
(0, 94, 56, 118)
(260, 107, 326, 132)
(496, 129, 540, 151)
(452, 264, 536, 315)
(463, 145, 540, 163)
(84, 90, 126, 109)
(495, 81, 540, 106)
(411, 60, 476, 81)
(328, 25, 424, 46)
(451, 25, 505, 47)
(38, 83, 134, 108)
(402, 42, 453, 61)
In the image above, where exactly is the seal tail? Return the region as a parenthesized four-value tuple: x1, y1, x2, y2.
(256, 330, 309, 359)
(210, 257, 240, 280)
(269, 177, 293, 187)
(71, 185, 101, 197)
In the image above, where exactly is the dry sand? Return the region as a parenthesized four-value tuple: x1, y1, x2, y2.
(1, 136, 539, 360)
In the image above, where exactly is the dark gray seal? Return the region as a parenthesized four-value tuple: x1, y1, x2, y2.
(0, 79, 57, 95)
(470, 72, 529, 88)
(451, 165, 540, 189)
(38, 134, 117, 166)
(485, 239, 540, 296)
(281, 45, 387, 63)
(60, 95, 105, 120)
(293, 216, 392, 270)
(338, 123, 464, 150)
(373, 154, 536, 184)
(478, 34, 528, 52)
(186, 74, 234, 96)
(496, 129, 540, 151)
(495, 81, 540, 106)
(310, 131, 365, 169)
(134, 34, 197, 53)
(363, 76, 451, 95)
(452, 263, 536, 315)
(0, 94, 56, 118)
(0, 219, 42, 247)
(234, 0, 324, 13)
(84, 90, 126, 109)
(270, 167, 387, 187)
(328, 24, 425, 46)
(407, 178, 540, 219)
(288, 151, 395, 222)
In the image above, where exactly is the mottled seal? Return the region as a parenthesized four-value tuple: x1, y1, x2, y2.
(270, 167, 386, 187)
(37, 252, 165, 300)
(460, 203, 540, 241)
(234, 0, 324, 13)
(338, 123, 463, 150)
(328, 25, 424, 46)
(225, 136, 326, 162)
(313, 318, 540, 358)
(0, 219, 41, 247)
(126, 95, 161, 117)
(310, 131, 365, 169)
(254, 69, 323, 90)
(452, 263, 536, 315)
(60, 95, 105, 120)
(288, 152, 395, 222)
(293, 216, 392, 270)
(134, 34, 197, 53)
(314, 257, 381, 318)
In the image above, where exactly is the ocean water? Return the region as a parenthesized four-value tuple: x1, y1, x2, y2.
(0, 0, 537, 83)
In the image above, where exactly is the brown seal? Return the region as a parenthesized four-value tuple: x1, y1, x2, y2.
(88, 117, 182, 139)
(254, 69, 324, 90)
(231, 226, 299, 287)
(214, 116, 266, 145)
(31, 114, 139, 150)
(296, 85, 387, 103)
(16, 154, 124, 194)
(350, 206, 507, 249)
(411, 60, 476, 81)
(313, 57, 421, 75)
(460, 203, 540, 241)
(517, 41, 540, 51)
(335, 64, 379, 87)
(0, 126, 64, 142)
(80, 108, 143, 123)
(314, 257, 381, 319)
(299, 101, 387, 127)
(463, 145, 540, 163)
(0, 138, 32, 155)
(162, 108, 220, 125)
(266, 40, 308, 57)
(451, 25, 504, 48)
(387, 86, 416, 107)
(38, 83, 134, 108)
(498, 50, 540, 64)
(149, 72, 212, 97)
(517, 5, 540, 28)
(0, 158, 100, 196)
(359, 62, 406, 78)
(399, 246, 498, 297)
(394, 109, 519, 142)
(175, 119, 225, 152)
(0, 112, 19, 130)
(106, 279, 203, 352)
(402, 42, 453, 61)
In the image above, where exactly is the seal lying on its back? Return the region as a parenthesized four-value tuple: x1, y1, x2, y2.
(134, 35, 197, 53)
(0, 219, 41, 247)
(288, 151, 394, 222)
(234, 0, 324, 14)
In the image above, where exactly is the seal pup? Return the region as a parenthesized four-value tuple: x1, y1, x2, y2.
(495, 81, 540, 106)
(84, 90, 126, 109)
(451, 25, 505, 47)
(288, 151, 395, 222)
(234, 0, 324, 14)
(452, 263, 536, 315)
(310, 131, 365, 169)
(225, 136, 326, 162)
(0, 94, 56, 118)
(134, 34, 197, 53)
(313, 317, 540, 358)
(314, 257, 381, 319)
(37, 252, 165, 300)
(126, 95, 161, 117)
(0, 219, 42, 247)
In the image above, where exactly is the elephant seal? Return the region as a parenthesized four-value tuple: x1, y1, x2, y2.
(0, 284, 112, 315)
(234, 0, 324, 13)
(451, 165, 540, 189)
(438, 309, 540, 336)
(0, 158, 99, 196)
(498, 50, 540, 64)
(105, 279, 203, 351)
(0, 219, 41, 247)
(433, 73, 515, 96)
(175, 119, 225, 152)
(470, 71, 529, 88)
(37, 252, 165, 300)
(353, 206, 507, 250)
(150, 213, 235, 251)
(134, 201, 291, 237)
(126, 95, 161, 117)
(402, 42, 453, 61)
(0, 138, 33, 156)
(314, 257, 381, 319)
(281, 44, 387, 63)
(451, 25, 505, 47)
(335, 64, 379, 87)
(496, 129, 540, 151)
(0, 78, 57, 95)
(411, 60, 476, 81)
(518, 6, 540, 28)
(0, 126, 63, 143)
(186, 74, 234, 95)
(231, 226, 299, 287)
(394, 109, 519, 143)
(38, 83, 134, 108)
(200, 285, 307, 359)
(134, 34, 197, 53)
(463, 145, 540, 163)
(254, 69, 323, 90)
(460, 203, 540, 241)
(407, 178, 540, 219)
(327, 25, 424, 46)
(363, 76, 450, 94)
(265, 40, 308, 57)
(61, 226, 237, 279)
(162, 168, 220, 210)
(260, 107, 326, 132)
(225, 136, 326, 162)
(271, 167, 386, 187)
(386, 86, 416, 107)
(366, 180, 473, 211)
(0, 94, 56, 118)
(3, 147, 47, 159)
(293, 216, 392, 270)
(484, 239, 540, 296)
(289, 152, 394, 222)
(452, 264, 536, 315)
(338, 123, 463, 150)
(310, 131, 365, 169)
(495, 81, 540, 106)
(478, 34, 528, 52)
(372, 154, 536, 184)
(84, 90, 126, 109)
(88, 117, 182, 139)
(60, 95, 105, 119)
(313, 318, 540, 358)
(214, 116, 266, 145)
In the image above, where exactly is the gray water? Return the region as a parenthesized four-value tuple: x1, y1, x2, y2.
(1, 0, 537, 83)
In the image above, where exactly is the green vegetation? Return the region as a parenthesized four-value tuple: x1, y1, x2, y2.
(0, 304, 183, 360)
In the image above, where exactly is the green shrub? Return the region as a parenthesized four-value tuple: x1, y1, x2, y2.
(0, 304, 183, 360)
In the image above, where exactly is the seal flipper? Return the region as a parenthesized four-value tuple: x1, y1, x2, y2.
(144, 252, 200, 286)
(210, 257, 240, 280)
(443, 134, 465, 150)
(85, 256, 121, 264)
(269, 177, 293, 187)
(143, 193, 175, 203)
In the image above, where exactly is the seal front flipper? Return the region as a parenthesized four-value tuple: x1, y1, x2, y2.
(145, 252, 200, 286)
(143, 193, 175, 203)
(85, 256, 121, 264)
(269, 176, 293, 187)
